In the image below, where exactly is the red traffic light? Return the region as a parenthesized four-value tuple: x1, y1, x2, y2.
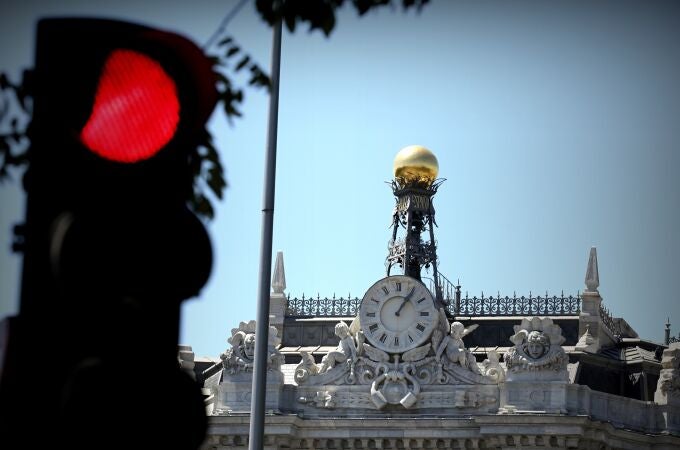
(3, 18, 217, 448)
(80, 49, 180, 163)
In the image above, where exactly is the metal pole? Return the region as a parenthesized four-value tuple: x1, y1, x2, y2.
(249, 19, 282, 450)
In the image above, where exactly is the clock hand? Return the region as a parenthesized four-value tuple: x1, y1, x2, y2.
(395, 286, 416, 316)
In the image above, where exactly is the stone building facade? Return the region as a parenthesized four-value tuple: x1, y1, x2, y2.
(185, 148, 680, 449)
(182, 249, 680, 450)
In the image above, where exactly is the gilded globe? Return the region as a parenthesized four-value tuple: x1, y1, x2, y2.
(393, 145, 439, 184)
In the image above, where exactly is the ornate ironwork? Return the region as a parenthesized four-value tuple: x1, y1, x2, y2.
(424, 272, 458, 309)
(386, 179, 445, 291)
(450, 292, 581, 316)
(387, 239, 437, 269)
(285, 291, 581, 318)
(599, 303, 621, 337)
(669, 335, 680, 344)
(286, 294, 361, 317)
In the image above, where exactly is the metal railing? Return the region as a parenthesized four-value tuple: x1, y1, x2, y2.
(286, 294, 361, 317)
(285, 291, 581, 318)
(599, 303, 621, 337)
(451, 291, 581, 316)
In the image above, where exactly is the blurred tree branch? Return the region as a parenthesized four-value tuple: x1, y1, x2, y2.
(0, 0, 429, 221)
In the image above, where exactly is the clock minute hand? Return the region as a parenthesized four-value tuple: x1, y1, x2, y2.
(395, 286, 416, 316)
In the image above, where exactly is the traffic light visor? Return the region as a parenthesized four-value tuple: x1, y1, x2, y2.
(80, 49, 180, 163)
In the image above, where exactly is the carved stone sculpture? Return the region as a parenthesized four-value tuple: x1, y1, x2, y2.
(655, 343, 680, 405)
(210, 320, 285, 414)
(319, 322, 357, 373)
(299, 390, 335, 409)
(482, 350, 506, 383)
(296, 314, 499, 411)
(220, 320, 283, 375)
(436, 321, 481, 374)
(294, 351, 320, 384)
(575, 325, 596, 353)
(504, 317, 568, 381)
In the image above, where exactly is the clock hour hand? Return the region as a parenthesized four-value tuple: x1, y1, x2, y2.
(395, 286, 416, 316)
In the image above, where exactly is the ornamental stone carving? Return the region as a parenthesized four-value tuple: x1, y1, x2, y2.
(319, 322, 358, 373)
(435, 321, 482, 375)
(481, 350, 506, 383)
(209, 320, 285, 414)
(220, 320, 284, 375)
(296, 313, 501, 411)
(504, 317, 568, 381)
(298, 390, 336, 409)
(655, 342, 680, 405)
(294, 351, 320, 384)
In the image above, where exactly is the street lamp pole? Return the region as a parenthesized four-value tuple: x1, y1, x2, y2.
(248, 18, 283, 450)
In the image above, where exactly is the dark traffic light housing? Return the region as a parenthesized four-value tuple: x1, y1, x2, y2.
(0, 18, 218, 447)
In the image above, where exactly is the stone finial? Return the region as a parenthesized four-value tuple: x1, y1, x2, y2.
(575, 325, 596, 352)
(271, 251, 286, 294)
(585, 247, 599, 293)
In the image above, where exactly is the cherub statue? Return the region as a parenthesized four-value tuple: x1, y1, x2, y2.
(219, 320, 284, 374)
(524, 330, 550, 359)
(505, 317, 568, 381)
(221, 330, 255, 373)
(435, 321, 481, 374)
(319, 322, 357, 373)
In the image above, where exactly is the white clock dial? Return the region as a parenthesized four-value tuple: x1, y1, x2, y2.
(359, 275, 437, 353)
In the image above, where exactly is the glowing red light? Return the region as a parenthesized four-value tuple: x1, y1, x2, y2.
(80, 49, 180, 163)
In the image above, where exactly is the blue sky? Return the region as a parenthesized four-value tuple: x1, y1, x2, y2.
(1, 0, 679, 357)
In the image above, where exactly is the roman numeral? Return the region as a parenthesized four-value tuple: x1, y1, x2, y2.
(395, 282, 402, 291)
(408, 334, 414, 343)
(417, 297, 426, 304)
(380, 333, 387, 343)
(382, 286, 389, 295)
(371, 297, 379, 303)
(369, 324, 378, 333)
(394, 336, 400, 346)
(420, 311, 429, 316)
(416, 323, 426, 332)
(366, 312, 376, 317)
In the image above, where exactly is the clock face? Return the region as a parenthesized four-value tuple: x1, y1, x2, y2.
(359, 275, 437, 353)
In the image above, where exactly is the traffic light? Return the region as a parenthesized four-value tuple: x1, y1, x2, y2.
(0, 18, 217, 447)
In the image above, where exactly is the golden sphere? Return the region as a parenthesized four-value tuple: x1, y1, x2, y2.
(393, 145, 439, 184)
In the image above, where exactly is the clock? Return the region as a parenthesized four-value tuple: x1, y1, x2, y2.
(359, 275, 438, 353)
